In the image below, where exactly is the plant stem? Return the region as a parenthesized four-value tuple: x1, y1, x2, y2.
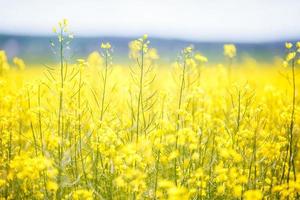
(136, 43, 144, 143)
(174, 59, 186, 185)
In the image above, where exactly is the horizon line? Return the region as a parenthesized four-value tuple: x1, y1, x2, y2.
(0, 32, 299, 44)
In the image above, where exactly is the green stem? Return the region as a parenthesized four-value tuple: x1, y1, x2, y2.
(136, 43, 144, 143)
(174, 59, 186, 185)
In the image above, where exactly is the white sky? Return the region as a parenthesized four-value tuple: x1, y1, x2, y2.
(0, 0, 299, 42)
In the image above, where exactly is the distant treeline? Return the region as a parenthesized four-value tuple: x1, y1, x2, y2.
(0, 34, 291, 64)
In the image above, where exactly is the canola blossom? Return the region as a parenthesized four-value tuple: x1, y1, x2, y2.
(0, 20, 299, 200)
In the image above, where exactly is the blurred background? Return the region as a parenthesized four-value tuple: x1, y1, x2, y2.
(0, 0, 299, 64)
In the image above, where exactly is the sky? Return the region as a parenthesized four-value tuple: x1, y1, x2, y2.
(0, 0, 300, 42)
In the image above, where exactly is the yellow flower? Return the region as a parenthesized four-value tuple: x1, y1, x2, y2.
(183, 45, 193, 54)
(244, 190, 263, 200)
(147, 48, 159, 60)
(56, 18, 69, 33)
(285, 42, 293, 49)
(101, 42, 112, 49)
(0, 179, 6, 187)
(13, 57, 25, 70)
(77, 59, 87, 66)
(129, 35, 150, 59)
(186, 58, 196, 68)
(224, 44, 236, 58)
(238, 175, 248, 184)
(129, 41, 141, 58)
(217, 185, 225, 195)
(194, 53, 208, 63)
(87, 51, 103, 67)
(158, 179, 174, 188)
(231, 150, 242, 162)
(286, 52, 296, 61)
(73, 189, 93, 200)
(143, 34, 148, 40)
(232, 185, 243, 197)
(168, 150, 179, 161)
(167, 186, 189, 200)
(46, 181, 58, 192)
(0, 50, 10, 73)
(115, 176, 126, 187)
(0, 51, 7, 62)
(191, 152, 199, 160)
(63, 18, 69, 26)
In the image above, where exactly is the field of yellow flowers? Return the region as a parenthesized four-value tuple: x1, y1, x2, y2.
(0, 20, 299, 200)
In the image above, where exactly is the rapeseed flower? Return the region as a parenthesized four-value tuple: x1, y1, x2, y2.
(224, 44, 236, 58)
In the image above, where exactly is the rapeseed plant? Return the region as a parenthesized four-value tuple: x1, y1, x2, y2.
(0, 50, 10, 75)
(0, 20, 299, 200)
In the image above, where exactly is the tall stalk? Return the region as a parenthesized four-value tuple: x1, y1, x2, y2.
(128, 35, 152, 143)
(51, 19, 72, 200)
(56, 26, 64, 200)
(76, 60, 88, 185)
(100, 49, 109, 121)
(174, 58, 186, 185)
(287, 58, 296, 184)
(174, 46, 193, 185)
(27, 90, 38, 156)
(136, 45, 144, 143)
(281, 43, 298, 199)
(223, 44, 236, 84)
(93, 42, 112, 196)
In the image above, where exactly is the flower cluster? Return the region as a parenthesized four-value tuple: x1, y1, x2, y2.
(224, 44, 237, 58)
(283, 41, 300, 67)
